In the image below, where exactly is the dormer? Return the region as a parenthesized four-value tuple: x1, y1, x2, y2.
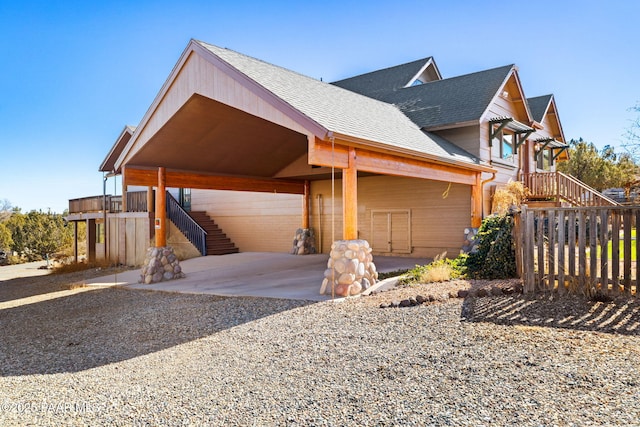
(407, 58, 442, 86)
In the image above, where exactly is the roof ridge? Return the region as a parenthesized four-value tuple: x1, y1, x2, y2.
(332, 56, 434, 84)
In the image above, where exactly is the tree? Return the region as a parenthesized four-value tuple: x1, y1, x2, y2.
(557, 138, 637, 191)
(5, 210, 74, 261)
(622, 103, 640, 162)
(0, 222, 12, 251)
(0, 199, 11, 222)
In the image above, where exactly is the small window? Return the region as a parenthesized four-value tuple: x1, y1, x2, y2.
(492, 126, 515, 162)
(96, 222, 105, 244)
(537, 148, 552, 171)
(411, 79, 424, 86)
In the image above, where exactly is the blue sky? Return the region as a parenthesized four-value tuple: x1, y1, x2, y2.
(1, 0, 638, 213)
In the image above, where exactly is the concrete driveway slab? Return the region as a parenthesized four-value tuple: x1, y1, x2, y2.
(86, 252, 430, 301)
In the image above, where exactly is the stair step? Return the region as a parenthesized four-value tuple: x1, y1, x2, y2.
(187, 211, 238, 255)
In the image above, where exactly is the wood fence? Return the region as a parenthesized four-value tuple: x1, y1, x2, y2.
(515, 205, 639, 297)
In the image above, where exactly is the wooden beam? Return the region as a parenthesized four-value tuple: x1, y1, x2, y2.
(343, 147, 358, 240)
(302, 180, 310, 229)
(155, 167, 167, 247)
(471, 173, 482, 228)
(309, 138, 477, 185)
(308, 136, 349, 168)
(123, 167, 305, 195)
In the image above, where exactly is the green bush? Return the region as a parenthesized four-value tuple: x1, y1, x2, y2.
(465, 214, 516, 279)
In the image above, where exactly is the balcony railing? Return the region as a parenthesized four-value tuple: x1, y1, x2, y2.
(523, 172, 620, 207)
(68, 191, 152, 214)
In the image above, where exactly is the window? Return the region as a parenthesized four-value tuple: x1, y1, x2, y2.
(537, 148, 552, 170)
(96, 222, 105, 244)
(492, 127, 515, 162)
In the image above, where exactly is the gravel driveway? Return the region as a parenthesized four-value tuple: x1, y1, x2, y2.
(0, 272, 639, 426)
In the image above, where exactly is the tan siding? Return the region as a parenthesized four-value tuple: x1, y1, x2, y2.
(434, 126, 481, 158)
(124, 52, 313, 165)
(191, 189, 303, 252)
(312, 176, 471, 258)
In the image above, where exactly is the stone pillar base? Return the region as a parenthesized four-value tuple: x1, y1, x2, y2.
(291, 228, 317, 255)
(462, 227, 479, 253)
(139, 246, 184, 284)
(320, 239, 378, 297)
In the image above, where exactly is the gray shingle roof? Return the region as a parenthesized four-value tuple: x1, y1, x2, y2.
(379, 65, 514, 129)
(196, 41, 483, 168)
(527, 95, 553, 123)
(331, 57, 434, 100)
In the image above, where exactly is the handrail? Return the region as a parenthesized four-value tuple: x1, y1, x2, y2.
(166, 191, 207, 255)
(524, 172, 620, 207)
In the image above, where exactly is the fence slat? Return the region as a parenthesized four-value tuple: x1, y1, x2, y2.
(624, 209, 632, 293)
(548, 210, 556, 292)
(636, 211, 640, 296)
(600, 209, 610, 293)
(589, 211, 598, 291)
(537, 211, 546, 292)
(612, 211, 620, 294)
(568, 210, 576, 280)
(557, 209, 566, 294)
(524, 209, 535, 293)
(578, 211, 587, 294)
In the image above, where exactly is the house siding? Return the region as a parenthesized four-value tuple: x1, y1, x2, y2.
(191, 176, 470, 258)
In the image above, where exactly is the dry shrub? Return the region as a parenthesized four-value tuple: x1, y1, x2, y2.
(492, 180, 530, 215)
(52, 260, 114, 275)
(419, 262, 453, 283)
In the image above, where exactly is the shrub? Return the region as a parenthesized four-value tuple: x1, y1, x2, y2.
(399, 253, 467, 285)
(465, 214, 517, 279)
(492, 180, 530, 215)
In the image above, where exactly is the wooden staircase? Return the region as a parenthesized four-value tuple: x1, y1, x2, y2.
(523, 172, 620, 207)
(187, 211, 239, 255)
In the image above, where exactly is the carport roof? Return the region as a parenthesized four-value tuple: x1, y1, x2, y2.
(194, 41, 484, 168)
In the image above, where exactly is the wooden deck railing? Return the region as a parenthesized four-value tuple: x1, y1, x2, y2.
(68, 191, 150, 214)
(523, 172, 620, 207)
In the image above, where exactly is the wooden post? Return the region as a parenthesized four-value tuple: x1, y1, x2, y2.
(155, 167, 167, 247)
(302, 180, 310, 229)
(87, 218, 96, 263)
(147, 186, 154, 213)
(342, 147, 358, 240)
(73, 221, 79, 263)
(471, 173, 482, 228)
(121, 166, 127, 213)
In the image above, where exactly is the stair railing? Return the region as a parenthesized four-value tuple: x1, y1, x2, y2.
(166, 191, 207, 255)
(524, 171, 620, 206)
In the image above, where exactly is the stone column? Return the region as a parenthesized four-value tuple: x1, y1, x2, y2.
(320, 239, 378, 297)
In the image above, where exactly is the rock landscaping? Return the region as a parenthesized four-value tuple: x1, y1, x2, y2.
(139, 246, 184, 284)
(290, 228, 317, 255)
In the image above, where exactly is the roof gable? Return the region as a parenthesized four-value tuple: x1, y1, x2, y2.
(100, 125, 135, 172)
(527, 94, 554, 123)
(528, 94, 565, 142)
(331, 57, 441, 100)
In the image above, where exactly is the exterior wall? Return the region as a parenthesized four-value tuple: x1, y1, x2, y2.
(106, 213, 152, 266)
(481, 93, 532, 214)
(435, 126, 481, 158)
(164, 221, 202, 261)
(311, 176, 471, 258)
(191, 189, 303, 252)
(190, 176, 470, 258)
